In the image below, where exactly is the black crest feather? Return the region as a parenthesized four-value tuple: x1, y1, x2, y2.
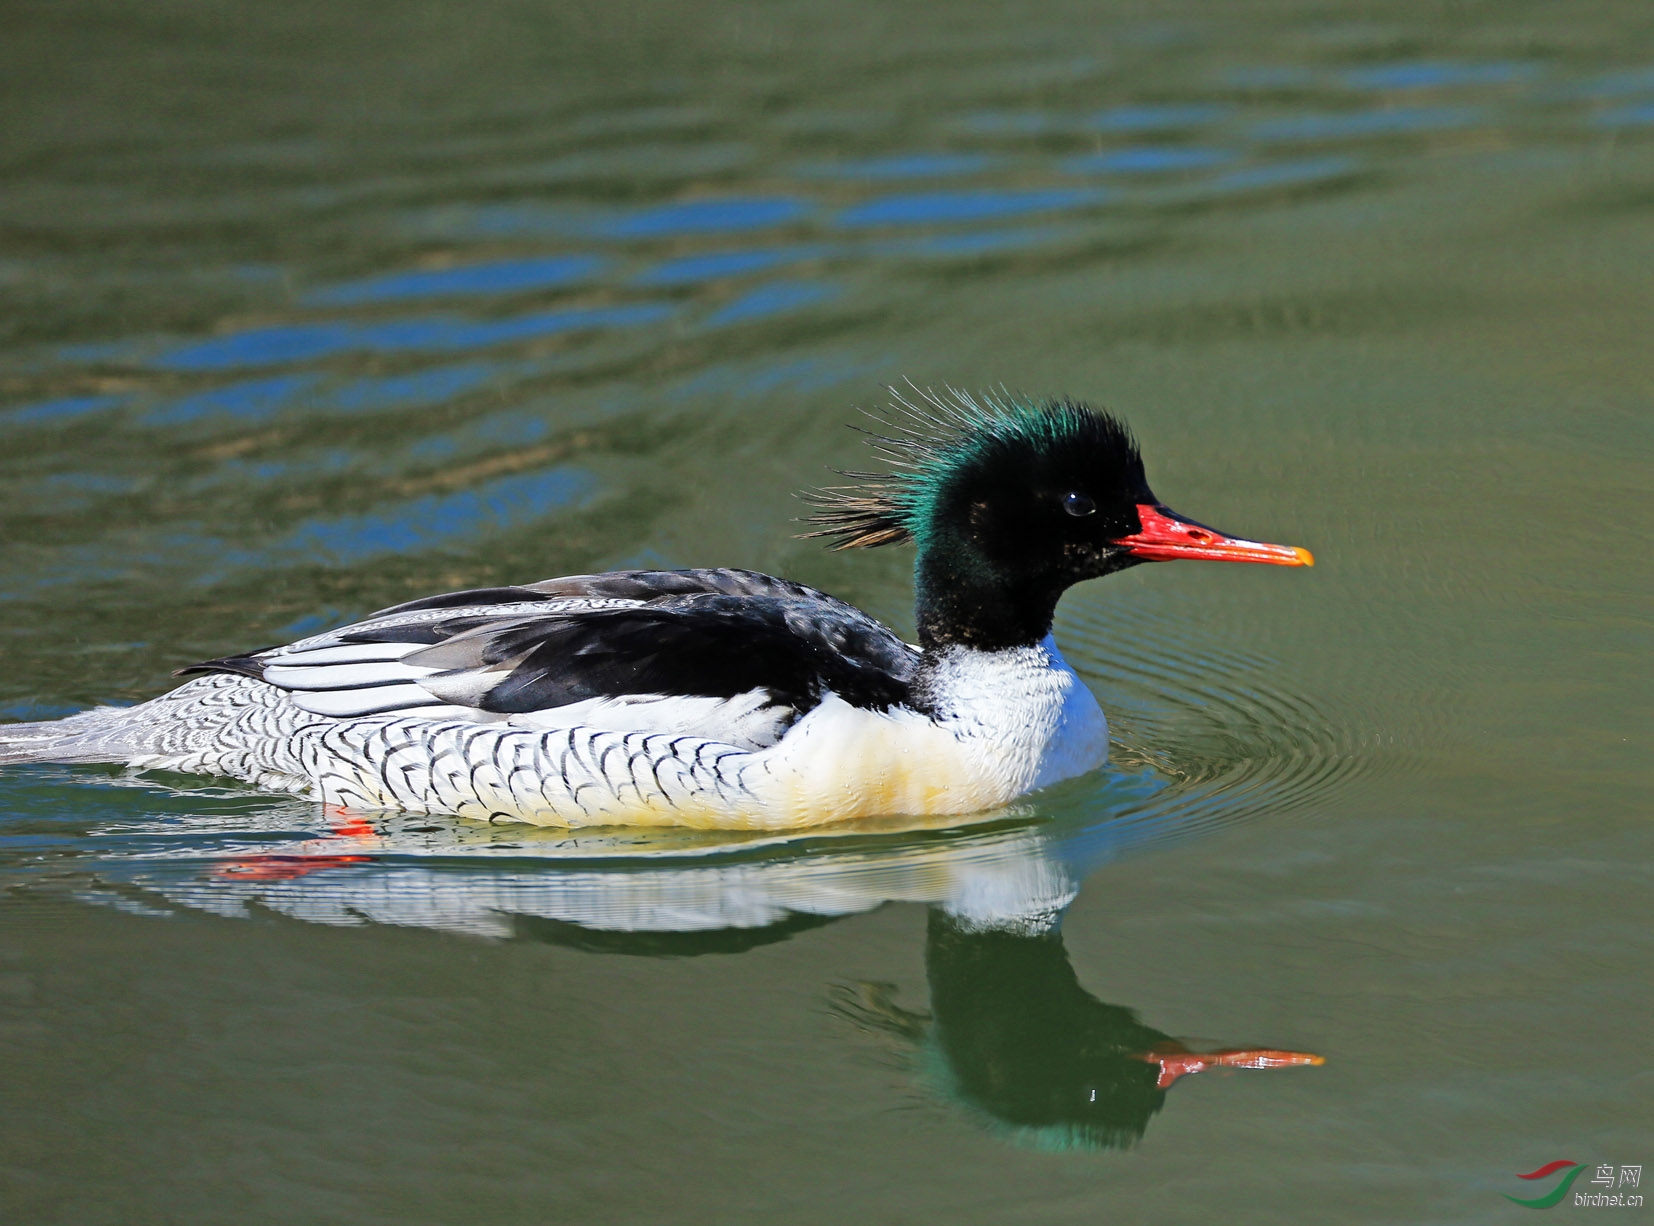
(799, 385, 1138, 550)
(800, 384, 998, 550)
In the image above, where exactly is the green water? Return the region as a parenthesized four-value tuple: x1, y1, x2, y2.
(2, 2, 1650, 1221)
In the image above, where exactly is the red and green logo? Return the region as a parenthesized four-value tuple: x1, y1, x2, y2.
(1504, 1161, 1588, 1209)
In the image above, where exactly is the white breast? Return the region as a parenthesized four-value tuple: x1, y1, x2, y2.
(920, 634, 1109, 792)
(736, 635, 1108, 825)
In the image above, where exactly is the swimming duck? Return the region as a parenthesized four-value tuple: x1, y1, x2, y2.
(0, 389, 1311, 829)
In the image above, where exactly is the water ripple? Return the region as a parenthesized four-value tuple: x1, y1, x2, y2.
(302, 255, 607, 307)
(835, 188, 1108, 228)
(1058, 598, 1372, 834)
(1250, 106, 1481, 142)
(152, 303, 673, 371)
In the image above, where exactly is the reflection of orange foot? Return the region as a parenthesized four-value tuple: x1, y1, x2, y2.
(211, 806, 378, 881)
(212, 855, 371, 882)
(323, 804, 376, 840)
(1135, 1046, 1325, 1090)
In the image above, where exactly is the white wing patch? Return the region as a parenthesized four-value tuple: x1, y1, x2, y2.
(252, 637, 440, 719)
(261, 660, 439, 692)
(254, 599, 651, 718)
(285, 686, 456, 718)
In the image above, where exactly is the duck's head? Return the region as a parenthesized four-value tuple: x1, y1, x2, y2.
(805, 388, 1312, 650)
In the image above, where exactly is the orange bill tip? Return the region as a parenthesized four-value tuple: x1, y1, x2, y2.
(1118, 504, 1313, 568)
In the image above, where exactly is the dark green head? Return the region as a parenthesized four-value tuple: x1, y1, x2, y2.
(806, 388, 1310, 651)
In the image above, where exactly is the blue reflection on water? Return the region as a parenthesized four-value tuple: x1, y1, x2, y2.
(1570, 66, 1654, 98)
(596, 197, 809, 238)
(0, 701, 82, 721)
(1084, 104, 1227, 131)
(153, 303, 673, 370)
(467, 411, 552, 447)
(633, 245, 829, 286)
(705, 281, 837, 326)
(303, 255, 606, 306)
(1593, 102, 1654, 126)
(407, 198, 808, 240)
(1, 394, 127, 428)
(1251, 106, 1480, 142)
(157, 324, 349, 369)
(1340, 61, 1542, 91)
(325, 365, 494, 414)
(801, 153, 995, 179)
(142, 367, 496, 427)
(401, 411, 551, 464)
(270, 466, 596, 567)
(19, 466, 605, 593)
(1062, 147, 1234, 174)
(835, 188, 1107, 228)
(141, 374, 321, 426)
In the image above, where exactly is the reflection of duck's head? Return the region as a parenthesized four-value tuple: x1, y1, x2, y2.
(922, 910, 1172, 1150)
(835, 909, 1323, 1152)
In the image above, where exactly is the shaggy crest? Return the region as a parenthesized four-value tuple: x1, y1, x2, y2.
(801, 384, 1140, 550)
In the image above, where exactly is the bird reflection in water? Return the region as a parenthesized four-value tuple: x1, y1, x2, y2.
(138, 803, 1322, 1149)
(833, 910, 1320, 1151)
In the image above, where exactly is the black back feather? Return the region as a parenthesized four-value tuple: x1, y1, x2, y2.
(181, 569, 919, 718)
(392, 594, 917, 714)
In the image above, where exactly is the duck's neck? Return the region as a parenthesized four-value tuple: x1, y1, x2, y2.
(914, 548, 1063, 653)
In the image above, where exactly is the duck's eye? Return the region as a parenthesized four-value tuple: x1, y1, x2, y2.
(1063, 491, 1096, 518)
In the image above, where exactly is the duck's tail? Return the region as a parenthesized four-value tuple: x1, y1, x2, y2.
(1, 675, 318, 787)
(0, 705, 158, 765)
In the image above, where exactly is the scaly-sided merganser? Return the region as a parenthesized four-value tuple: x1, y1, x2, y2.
(0, 389, 1311, 830)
